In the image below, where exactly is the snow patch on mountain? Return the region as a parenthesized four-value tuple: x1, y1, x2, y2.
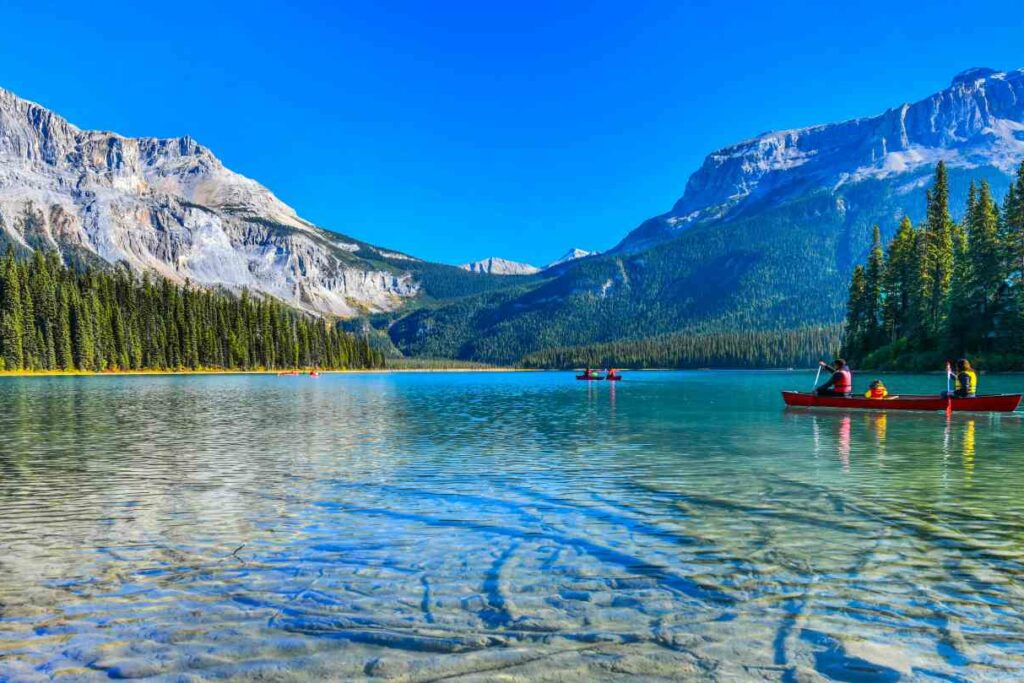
(374, 248, 420, 262)
(546, 248, 594, 268)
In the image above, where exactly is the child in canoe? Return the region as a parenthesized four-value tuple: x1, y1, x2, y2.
(865, 379, 888, 399)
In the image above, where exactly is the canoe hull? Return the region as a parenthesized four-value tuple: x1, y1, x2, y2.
(782, 391, 1021, 413)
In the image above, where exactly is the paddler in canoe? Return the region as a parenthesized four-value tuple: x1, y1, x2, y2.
(815, 359, 853, 397)
(942, 359, 977, 399)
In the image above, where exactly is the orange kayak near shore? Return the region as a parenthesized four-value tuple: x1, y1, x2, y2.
(782, 391, 1021, 413)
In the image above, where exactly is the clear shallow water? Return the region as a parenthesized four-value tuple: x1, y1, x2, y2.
(1, 371, 1024, 681)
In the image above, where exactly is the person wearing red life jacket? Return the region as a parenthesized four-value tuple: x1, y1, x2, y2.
(816, 359, 853, 397)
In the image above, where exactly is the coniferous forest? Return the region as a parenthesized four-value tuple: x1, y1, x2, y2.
(842, 161, 1024, 370)
(0, 249, 385, 372)
(522, 326, 841, 370)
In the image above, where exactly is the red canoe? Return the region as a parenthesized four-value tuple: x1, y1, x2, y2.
(782, 391, 1021, 413)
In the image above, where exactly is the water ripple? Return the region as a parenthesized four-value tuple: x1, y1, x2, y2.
(1, 371, 1024, 680)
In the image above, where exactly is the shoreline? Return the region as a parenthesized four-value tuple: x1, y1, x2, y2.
(0, 367, 533, 377)
(1, 367, 1022, 377)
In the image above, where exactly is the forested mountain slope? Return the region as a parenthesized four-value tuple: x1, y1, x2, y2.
(384, 68, 1024, 364)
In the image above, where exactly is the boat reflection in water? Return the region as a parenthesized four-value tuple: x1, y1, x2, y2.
(963, 418, 976, 483)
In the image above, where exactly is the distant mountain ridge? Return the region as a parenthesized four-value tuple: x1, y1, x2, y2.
(459, 257, 540, 275)
(459, 248, 594, 275)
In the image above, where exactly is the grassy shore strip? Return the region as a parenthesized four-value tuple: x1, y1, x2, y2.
(5, 367, 1018, 377)
(0, 367, 533, 377)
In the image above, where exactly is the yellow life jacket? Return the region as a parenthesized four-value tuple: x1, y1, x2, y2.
(955, 369, 977, 394)
(865, 385, 888, 399)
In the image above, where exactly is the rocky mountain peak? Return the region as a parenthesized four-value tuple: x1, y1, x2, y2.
(0, 85, 420, 316)
(620, 67, 1024, 249)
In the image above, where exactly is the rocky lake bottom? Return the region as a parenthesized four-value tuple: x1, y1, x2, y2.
(2, 371, 1024, 681)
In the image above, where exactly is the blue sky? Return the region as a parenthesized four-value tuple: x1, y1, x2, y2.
(2, 1, 1023, 266)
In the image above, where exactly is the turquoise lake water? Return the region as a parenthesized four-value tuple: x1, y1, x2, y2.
(1, 370, 1024, 681)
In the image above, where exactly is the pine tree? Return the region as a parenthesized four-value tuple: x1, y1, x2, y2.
(922, 161, 955, 341)
(947, 217, 972, 353)
(55, 287, 73, 370)
(967, 181, 1005, 345)
(1003, 162, 1024, 347)
(0, 249, 25, 370)
(31, 250, 59, 369)
(70, 289, 92, 370)
(17, 261, 38, 369)
(841, 266, 867, 360)
(882, 216, 917, 342)
(863, 225, 885, 348)
(908, 226, 931, 347)
(1004, 161, 1024, 282)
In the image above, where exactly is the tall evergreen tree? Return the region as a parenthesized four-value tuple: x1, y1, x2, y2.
(55, 286, 74, 370)
(0, 249, 24, 370)
(1003, 162, 1024, 347)
(967, 181, 1005, 346)
(908, 226, 931, 347)
(842, 265, 868, 358)
(18, 262, 37, 369)
(947, 215, 972, 353)
(863, 225, 885, 348)
(1003, 161, 1024, 282)
(921, 161, 955, 341)
(882, 216, 917, 342)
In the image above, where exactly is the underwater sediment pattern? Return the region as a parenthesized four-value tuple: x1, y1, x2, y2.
(1, 371, 1023, 681)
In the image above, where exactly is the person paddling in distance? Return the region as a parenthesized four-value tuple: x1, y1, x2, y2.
(816, 359, 853, 397)
(943, 358, 977, 398)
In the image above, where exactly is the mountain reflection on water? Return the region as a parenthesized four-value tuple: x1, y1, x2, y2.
(1, 371, 1023, 681)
